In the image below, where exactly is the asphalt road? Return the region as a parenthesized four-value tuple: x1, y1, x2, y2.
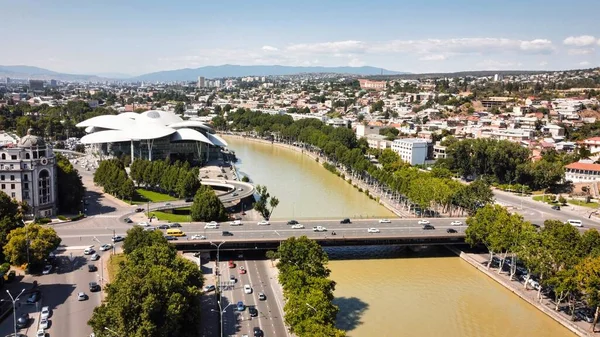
(218, 257, 288, 337)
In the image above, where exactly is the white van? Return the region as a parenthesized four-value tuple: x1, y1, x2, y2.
(566, 219, 583, 227)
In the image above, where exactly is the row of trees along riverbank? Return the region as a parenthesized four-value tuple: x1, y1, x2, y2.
(466, 204, 600, 330)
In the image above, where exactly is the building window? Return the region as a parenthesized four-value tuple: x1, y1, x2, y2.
(38, 169, 51, 204)
(10, 192, 15, 198)
(10, 175, 14, 181)
(24, 192, 29, 199)
(10, 155, 16, 160)
(0, 184, 4, 189)
(0, 175, 3, 181)
(23, 174, 28, 181)
(24, 183, 28, 189)
(9, 165, 13, 170)
(0, 153, 4, 160)
(25, 153, 30, 159)
(10, 184, 14, 189)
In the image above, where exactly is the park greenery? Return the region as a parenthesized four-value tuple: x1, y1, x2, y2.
(220, 109, 495, 216)
(89, 226, 204, 337)
(190, 185, 228, 222)
(3, 224, 61, 267)
(275, 236, 346, 337)
(93, 159, 136, 200)
(56, 153, 85, 213)
(254, 184, 279, 220)
(466, 204, 600, 329)
(0, 191, 25, 262)
(129, 159, 201, 199)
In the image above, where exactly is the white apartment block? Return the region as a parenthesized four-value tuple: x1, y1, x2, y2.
(391, 138, 429, 165)
(479, 128, 534, 143)
(565, 162, 600, 183)
(355, 124, 381, 138)
(366, 134, 390, 150)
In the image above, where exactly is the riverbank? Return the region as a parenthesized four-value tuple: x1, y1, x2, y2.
(222, 133, 411, 218)
(449, 246, 592, 337)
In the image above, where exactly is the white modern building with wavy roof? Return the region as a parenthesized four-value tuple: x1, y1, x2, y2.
(76, 110, 228, 164)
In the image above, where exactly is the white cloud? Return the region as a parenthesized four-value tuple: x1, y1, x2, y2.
(419, 54, 447, 61)
(519, 39, 554, 53)
(476, 59, 523, 70)
(348, 58, 365, 67)
(580, 61, 590, 66)
(568, 48, 595, 55)
(286, 40, 367, 54)
(539, 61, 548, 66)
(564, 35, 597, 46)
(261, 46, 279, 52)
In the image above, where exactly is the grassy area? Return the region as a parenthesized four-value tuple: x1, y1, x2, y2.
(130, 188, 177, 204)
(152, 208, 191, 223)
(567, 199, 599, 208)
(107, 254, 126, 281)
(532, 195, 558, 205)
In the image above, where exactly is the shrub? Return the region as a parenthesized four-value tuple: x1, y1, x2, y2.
(71, 214, 85, 221)
(358, 188, 363, 192)
(57, 215, 68, 221)
(37, 218, 52, 224)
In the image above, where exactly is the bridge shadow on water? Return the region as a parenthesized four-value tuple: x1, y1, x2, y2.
(334, 297, 369, 332)
(324, 244, 469, 261)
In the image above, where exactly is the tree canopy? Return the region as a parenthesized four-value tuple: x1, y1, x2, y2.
(253, 185, 279, 220)
(94, 159, 135, 200)
(3, 224, 61, 267)
(190, 185, 228, 222)
(56, 153, 85, 213)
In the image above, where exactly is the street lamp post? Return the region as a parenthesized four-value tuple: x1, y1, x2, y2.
(104, 326, 119, 336)
(210, 241, 225, 337)
(6, 289, 25, 337)
(216, 302, 233, 337)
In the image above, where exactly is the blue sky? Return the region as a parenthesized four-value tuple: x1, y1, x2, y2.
(2, 0, 599, 75)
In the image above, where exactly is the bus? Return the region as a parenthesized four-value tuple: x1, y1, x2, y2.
(166, 228, 185, 237)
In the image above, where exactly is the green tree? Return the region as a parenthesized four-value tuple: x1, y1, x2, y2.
(174, 102, 185, 116)
(56, 153, 85, 213)
(176, 171, 200, 198)
(190, 185, 227, 222)
(576, 256, 600, 331)
(122, 226, 168, 255)
(3, 224, 61, 267)
(254, 185, 278, 219)
(0, 191, 23, 261)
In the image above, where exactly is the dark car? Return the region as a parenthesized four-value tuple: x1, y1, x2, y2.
(16, 313, 29, 328)
(185, 198, 193, 202)
(88, 264, 97, 272)
(123, 217, 133, 223)
(89, 282, 100, 292)
(222, 231, 234, 236)
(249, 306, 258, 317)
(446, 228, 457, 233)
(340, 218, 351, 224)
(287, 220, 299, 225)
(164, 235, 177, 241)
(422, 224, 435, 230)
(26, 291, 41, 304)
(551, 205, 561, 210)
(253, 327, 263, 337)
(5, 270, 16, 283)
(169, 223, 182, 228)
(135, 207, 144, 213)
(158, 224, 170, 230)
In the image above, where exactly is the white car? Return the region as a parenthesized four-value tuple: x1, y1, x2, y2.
(42, 265, 52, 275)
(418, 220, 430, 225)
(229, 220, 242, 226)
(138, 222, 150, 227)
(378, 219, 391, 223)
(36, 329, 45, 337)
(450, 221, 463, 226)
(244, 284, 252, 294)
(40, 306, 50, 320)
(207, 221, 218, 226)
(39, 317, 49, 329)
(291, 224, 304, 229)
(100, 244, 112, 251)
(84, 247, 95, 255)
(257, 220, 270, 226)
(204, 223, 218, 229)
(191, 234, 206, 240)
(367, 228, 380, 233)
(566, 219, 583, 227)
(77, 292, 87, 301)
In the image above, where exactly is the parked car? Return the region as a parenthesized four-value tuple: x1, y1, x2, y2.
(253, 327, 263, 337)
(88, 264, 97, 272)
(228, 260, 236, 268)
(36, 329, 45, 337)
(39, 317, 49, 329)
(340, 218, 351, 224)
(112, 236, 124, 243)
(40, 306, 50, 320)
(42, 265, 52, 275)
(27, 291, 41, 304)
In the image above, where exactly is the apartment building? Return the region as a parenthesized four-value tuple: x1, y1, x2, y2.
(565, 162, 600, 183)
(355, 124, 381, 138)
(366, 134, 391, 150)
(391, 138, 429, 165)
(358, 79, 387, 91)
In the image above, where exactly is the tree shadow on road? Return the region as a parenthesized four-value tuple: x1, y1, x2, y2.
(85, 190, 117, 215)
(333, 296, 369, 332)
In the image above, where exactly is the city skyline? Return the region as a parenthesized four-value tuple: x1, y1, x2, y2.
(1, 0, 599, 75)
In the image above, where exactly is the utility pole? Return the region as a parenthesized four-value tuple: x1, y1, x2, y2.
(210, 241, 225, 337)
(6, 289, 25, 337)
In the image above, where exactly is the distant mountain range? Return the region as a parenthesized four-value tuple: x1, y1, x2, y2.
(0, 64, 406, 82)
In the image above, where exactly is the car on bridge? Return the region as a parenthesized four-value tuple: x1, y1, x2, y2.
(191, 234, 206, 240)
(257, 220, 270, 226)
(170, 223, 182, 228)
(158, 224, 170, 229)
(447, 228, 457, 233)
(222, 231, 234, 236)
(204, 223, 218, 229)
(164, 235, 177, 241)
(313, 226, 327, 232)
(418, 220, 430, 225)
(367, 228, 380, 233)
(230, 220, 242, 226)
(291, 224, 304, 229)
(378, 219, 391, 223)
(340, 218, 351, 224)
(287, 220, 299, 225)
(422, 224, 435, 230)
(450, 221, 463, 226)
